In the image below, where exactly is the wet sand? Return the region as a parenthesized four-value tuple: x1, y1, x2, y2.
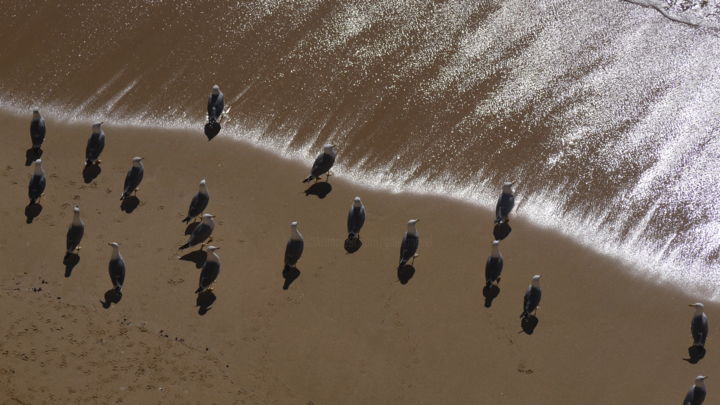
(0, 110, 716, 404)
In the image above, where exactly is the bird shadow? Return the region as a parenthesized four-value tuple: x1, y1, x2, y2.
(493, 222, 512, 241)
(684, 345, 706, 364)
(25, 202, 43, 224)
(63, 253, 80, 278)
(282, 265, 301, 290)
(25, 148, 43, 166)
(482, 284, 500, 308)
(304, 182, 332, 199)
(180, 250, 207, 269)
(397, 264, 416, 285)
(120, 196, 140, 213)
(82, 163, 101, 184)
(344, 237, 363, 254)
(520, 315, 539, 335)
(184, 222, 199, 235)
(196, 290, 217, 315)
(204, 121, 221, 141)
(100, 289, 122, 309)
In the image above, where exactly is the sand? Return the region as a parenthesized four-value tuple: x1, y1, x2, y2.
(0, 109, 717, 404)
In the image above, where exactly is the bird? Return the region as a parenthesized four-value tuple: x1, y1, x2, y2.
(347, 196, 366, 240)
(182, 179, 210, 223)
(66, 205, 85, 255)
(399, 219, 419, 266)
(28, 159, 46, 204)
(29, 108, 46, 152)
(120, 157, 144, 200)
(302, 144, 337, 183)
(485, 240, 503, 288)
(689, 303, 709, 348)
(521, 275, 542, 318)
(495, 182, 515, 224)
(179, 213, 215, 250)
(196, 246, 221, 294)
(108, 242, 125, 294)
(207, 84, 225, 123)
(284, 221, 304, 269)
(683, 375, 707, 405)
(85, 122, 105, 166)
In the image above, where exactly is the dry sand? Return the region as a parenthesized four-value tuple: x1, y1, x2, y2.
(0, 110, 717, 404)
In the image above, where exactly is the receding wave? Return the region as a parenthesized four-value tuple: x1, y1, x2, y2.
(1, 0, 719, 299)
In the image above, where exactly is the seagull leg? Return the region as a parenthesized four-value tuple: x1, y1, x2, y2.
(326, 172, 332, 182)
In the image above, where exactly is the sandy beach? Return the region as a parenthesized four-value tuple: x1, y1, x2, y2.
(0, 109, 716, 404)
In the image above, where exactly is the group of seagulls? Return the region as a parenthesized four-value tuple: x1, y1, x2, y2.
(24, 84, 711, 402)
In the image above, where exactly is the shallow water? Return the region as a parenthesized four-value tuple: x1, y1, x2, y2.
(1, 0, 719, 298)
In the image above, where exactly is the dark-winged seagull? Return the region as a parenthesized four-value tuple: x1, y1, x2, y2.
(207, 85, 225, 123)
(399, 219, 419, 266)
(684, 375, 707, 405)
(29, 108, 46, 152)
(28, 159, 46, 204)
(66, 205, 85, 254)
(182, 179, 209, 223)
(521, 275, 542, 318)
(485, 240, 503, 288)
(120, 157, 144, 200)
(495, 182, 515, 224)
(284, 221, 304, 269)
(196, 246, 221, 293)
(690, 303, 709, 348)
(179, 213, 215, 250)
(302, 144, 337, 183)
(347, 196, 366, 240)
(85, 122, 105, 166)
(108, 242, 125, 294)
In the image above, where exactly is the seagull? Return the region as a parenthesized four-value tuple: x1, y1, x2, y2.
(85, 122, 105, 166)
(66, 205, 85, 255)
(521, 275, 542, 318)
(399, 219, 419, 266)
(120, 157, 144, 200)
(182, 179, 210, 223)
(179, 213, 215, 250)
(207, 85, 225, 123)
(689, 303, 709, 348)
(302, 144, 337, 183)
(29, 108, 46, 152)
(108, 242, 125, 294)
(28, 159, 46, 204)
(495, 182, 515, 224)
(485, 240, 503, 288)
(284, 221, 304, 269)
(196, 246, 221, 293)
(347, 196, 366, 240)
(683, 375, 707, 405)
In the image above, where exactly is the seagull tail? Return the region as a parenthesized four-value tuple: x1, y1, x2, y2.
(182, 216, 191, 223)
(179, 243, 190, 250)
(520, 311, 527, 319)
(348, 233, 355, 240)
(114, 286, 122, 294)
(302, 175, 314, 183)
(195, 286, 203, 294)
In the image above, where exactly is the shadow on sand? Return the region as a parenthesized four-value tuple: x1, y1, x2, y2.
(397, 264, 415, 285)
(282, 265, 301, 290)
(180, 250, 207, 269)
(483, 284, 500, 308)
(304, 182, 332, 199)
(493, 222, 512, 241)
(521, 315, 539, 335)
(63, 253, 80, 277)
(344, 237, 363, 254)
(25, 147, 43, 166)
(684, 345, 707, 364)
(204, 121, 221, 141)
(101, 289, 123, 309)
(25, 202, 42, 224)
(196, 290, 217, 315)
(82, 163, 101, 184)
(120, 196, 140, 213)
